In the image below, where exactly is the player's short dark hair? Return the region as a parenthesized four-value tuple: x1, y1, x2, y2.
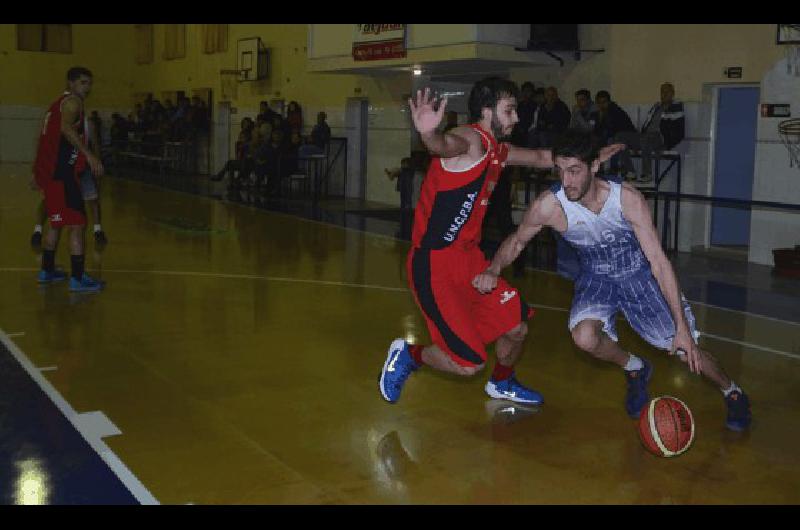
(67, 67, 92, 81)
(552, 129, 601, 165)
(575, 88, 591, 99)
(468, 77, 520, 122)
(595, 90, 611, 101)
(521, 81, 535, 91)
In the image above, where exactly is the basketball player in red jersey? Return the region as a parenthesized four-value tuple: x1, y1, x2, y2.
(379, 78, 623, 404)
(34, 66, 105, 292)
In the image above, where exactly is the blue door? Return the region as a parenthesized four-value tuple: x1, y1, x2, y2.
(710, 86, 759, 246)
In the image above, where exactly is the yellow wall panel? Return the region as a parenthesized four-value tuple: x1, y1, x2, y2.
(0, 24, 134, 108)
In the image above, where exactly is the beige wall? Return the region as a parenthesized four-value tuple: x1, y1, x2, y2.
(3, 23, 796, 248)
(0, 24, 135, 162)
(0, 24, 134, 108)
(511, 24, 783, 105)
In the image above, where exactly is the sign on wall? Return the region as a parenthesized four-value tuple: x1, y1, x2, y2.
(352, 24, 407, 61)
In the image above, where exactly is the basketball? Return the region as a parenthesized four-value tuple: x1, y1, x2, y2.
(638, 396, 695, 457)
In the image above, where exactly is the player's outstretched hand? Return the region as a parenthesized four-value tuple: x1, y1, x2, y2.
(408, 87, 447, 136)
(472, 269, 499, 294)
(598, 143, 626, 163)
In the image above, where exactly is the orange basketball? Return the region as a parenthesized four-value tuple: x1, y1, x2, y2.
(638, 396, 695, 457)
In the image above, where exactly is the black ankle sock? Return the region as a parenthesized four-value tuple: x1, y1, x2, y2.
(70, 254, 85, 281)
(42, 250, 55, 272)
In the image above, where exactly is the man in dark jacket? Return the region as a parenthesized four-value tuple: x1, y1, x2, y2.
(511, 82, 537, 147)
(533, 86, 571, 147)
(594, 90, 636, 174)
(615, 82, 685, 182)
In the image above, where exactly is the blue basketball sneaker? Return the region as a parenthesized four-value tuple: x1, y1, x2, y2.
(37, 269, 67, 284)
(69, 273, 105, 293)
(625, 358, 652, 418)
(379, 339, 419, 403)
(725, 390, 752, 432)
(485, 373, 544, 405)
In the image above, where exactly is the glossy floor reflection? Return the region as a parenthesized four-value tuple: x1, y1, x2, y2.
(1, 164, 799, 504)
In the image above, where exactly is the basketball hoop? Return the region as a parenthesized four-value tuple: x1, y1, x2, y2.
(778, 118, 800, 169)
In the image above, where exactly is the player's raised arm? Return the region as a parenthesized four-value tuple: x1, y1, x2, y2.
(409, 87, 471, 159)
(505, 142, 627, 168)
(472, 190, 559, 294)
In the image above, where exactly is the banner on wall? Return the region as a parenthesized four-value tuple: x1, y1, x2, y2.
(352, 24, 407, 61)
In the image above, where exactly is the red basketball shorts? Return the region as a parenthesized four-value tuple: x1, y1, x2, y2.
(38, 168, 86, 228)
(407, 246, 534, 368)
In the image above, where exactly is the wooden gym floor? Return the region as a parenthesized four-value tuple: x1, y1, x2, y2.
(1, 162, 799, 504)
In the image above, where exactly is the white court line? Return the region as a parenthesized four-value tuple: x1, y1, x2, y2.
(689, 300, 800, 328)
(0, 329, 159, 505)
(1, 267, 797, 360)
(0, 267, 408, 293)
(7, 332, 25, 337)
(529, 303, 569, 313)
(101, 176, 800, 326)
(698, 331, 800, 360)
(529, 303, 800, 360)
(130, 175, 405, 244)
(38, 366, 58, 372)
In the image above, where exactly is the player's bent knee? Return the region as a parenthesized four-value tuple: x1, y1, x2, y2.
(571, 322, 601, 352)
(504, 322, 528, 342)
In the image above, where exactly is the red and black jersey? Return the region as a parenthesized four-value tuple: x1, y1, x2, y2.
(411, 123, 509, 250)
(33, 92, 86, 187)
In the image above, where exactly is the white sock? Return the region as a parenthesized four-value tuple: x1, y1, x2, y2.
(94, 224, 102, 233)
(34, 225, 42, 233)
(624, 354, 644, 372)
(722, 381, 742, 397)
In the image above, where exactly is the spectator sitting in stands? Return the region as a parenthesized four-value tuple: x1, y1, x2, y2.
(310, 111, 331, 152)
(569, 89, 598, 132)
(284, 129, 303, 174)
(385, 157, 414, 210)
(133, 103, 145, 130)
(614, 82, 685, 183)
(593, 90, 636, 177)
(271, 114, 289, 141)
(110, 113, 128, 147)
(533, 86, 571, 148)
(286, 101, 303, 133)
(164, 99, 176, 121)
(262, 129, 287, 195)
(527, 88, 545, 147)
(89, 111, 104, 146)
(190, 96, 210, 132)
(257, 101, 280, 126)
(211, 117, 255, 184)
(511, 81, 536, 147)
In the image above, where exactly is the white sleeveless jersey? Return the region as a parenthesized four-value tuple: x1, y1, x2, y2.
(553, 181, 649, 280)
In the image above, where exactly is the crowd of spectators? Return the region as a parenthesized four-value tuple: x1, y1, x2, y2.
(511, 81, 685, 182)
(210, 100, 333, 195)
(109, 93, 211, 152)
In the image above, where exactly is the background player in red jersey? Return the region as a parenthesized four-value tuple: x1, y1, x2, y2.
(34, 66, 105, 292)
(379, 78, 623, 405)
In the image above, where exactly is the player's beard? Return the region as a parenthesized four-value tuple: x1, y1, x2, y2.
(565, 175, 592, 202)
(490, 113, 510, 140)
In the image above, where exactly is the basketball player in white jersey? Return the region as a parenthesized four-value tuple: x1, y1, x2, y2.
(472, 129, 751, 431)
